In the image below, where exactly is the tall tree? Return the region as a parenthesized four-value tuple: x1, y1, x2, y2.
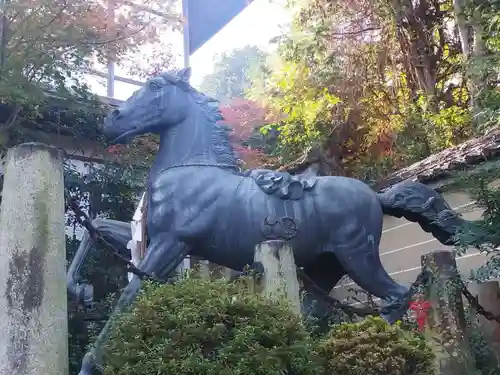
(199, 45, 269, 103)
(251, 0, 492, 179)
(461, 0, 500, 127)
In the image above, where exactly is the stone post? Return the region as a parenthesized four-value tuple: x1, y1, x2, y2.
(471, 280, 500, 356)
(199, 259, 210, 280)
(0, 143, 67, 375)
(223, 267, 236, 280)
(421, 250, 473, 375)
(254, 240, 301, 316)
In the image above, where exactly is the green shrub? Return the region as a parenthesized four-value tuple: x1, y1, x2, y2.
(102, 277, 318, 375)
(316, 316, 435, 375)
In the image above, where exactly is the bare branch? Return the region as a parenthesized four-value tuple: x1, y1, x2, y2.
(330, 26, 381, 37)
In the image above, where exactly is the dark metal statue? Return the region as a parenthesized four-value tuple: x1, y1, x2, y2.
(77, 68, 468, 374)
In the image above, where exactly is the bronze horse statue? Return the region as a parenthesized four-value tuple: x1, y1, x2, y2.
(77, 68, 471, 374)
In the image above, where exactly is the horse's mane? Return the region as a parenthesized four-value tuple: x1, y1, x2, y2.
(161, 71, 240, 168)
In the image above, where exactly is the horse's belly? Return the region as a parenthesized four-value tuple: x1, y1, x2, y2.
(196, 194, 323, 270)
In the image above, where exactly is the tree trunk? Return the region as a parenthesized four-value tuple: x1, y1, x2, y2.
(468, 10, 488, 125)
(277, 147, 344, 176)
(452, 0, 471, 58)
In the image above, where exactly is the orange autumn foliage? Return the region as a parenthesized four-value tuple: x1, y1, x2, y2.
(219, 98, 271, 169)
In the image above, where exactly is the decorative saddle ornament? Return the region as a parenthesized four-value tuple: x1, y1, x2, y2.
(243, 169, 317, 200)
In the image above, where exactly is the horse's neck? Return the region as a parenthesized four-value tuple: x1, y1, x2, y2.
(152, 114, 217, 170)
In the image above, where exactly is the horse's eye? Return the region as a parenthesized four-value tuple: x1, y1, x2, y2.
(149, 81, 162, 91)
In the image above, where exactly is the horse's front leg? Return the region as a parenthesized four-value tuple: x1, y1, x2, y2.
(78, 233, 191, 375)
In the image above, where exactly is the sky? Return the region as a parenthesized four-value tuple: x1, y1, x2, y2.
(84, 0, 291, 101)
(189, 0, 291, 88)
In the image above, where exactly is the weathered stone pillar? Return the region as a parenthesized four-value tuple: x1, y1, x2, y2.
(198, 259, 210, 280)
(0, 143, 67, 375)
(222, 266, 236, 280)
(421, 250, 473, 375)
(469, 280, 500, 357)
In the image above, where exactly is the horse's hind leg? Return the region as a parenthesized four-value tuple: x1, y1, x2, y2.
(333, 202, 410, 324)
(302, 253, 346, 327)
(336, 237, 410, 324)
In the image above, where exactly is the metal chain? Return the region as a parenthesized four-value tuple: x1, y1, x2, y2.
(459, 278, 500, 323)
(301, 266, 500, 323)
(64, 189, 165, 283)
(296, 267, 431, 318)
(297, 268, 381, 317)
(402, 269, 500, 323)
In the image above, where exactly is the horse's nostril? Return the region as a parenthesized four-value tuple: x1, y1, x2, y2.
(111, 109, 120, 118)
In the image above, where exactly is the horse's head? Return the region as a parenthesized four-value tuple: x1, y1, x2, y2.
(103, 68, 193, 143)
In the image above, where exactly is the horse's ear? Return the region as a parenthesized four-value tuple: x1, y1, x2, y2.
(178, 67, 191, 82)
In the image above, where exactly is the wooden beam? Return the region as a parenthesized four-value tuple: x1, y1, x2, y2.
(88, 68, 143, 88)
(122, 0, 173, 19)
(97, 95, 124, 107)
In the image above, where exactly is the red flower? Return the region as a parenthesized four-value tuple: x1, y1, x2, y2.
(409, 300, 431, 331)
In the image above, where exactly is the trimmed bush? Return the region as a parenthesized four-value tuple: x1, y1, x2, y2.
(102, 277, 318, 375)
(317, 316, 435, 375)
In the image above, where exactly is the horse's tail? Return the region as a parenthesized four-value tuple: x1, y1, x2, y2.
(376, 181, 466, 245)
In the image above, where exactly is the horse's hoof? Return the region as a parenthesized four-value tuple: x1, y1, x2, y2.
(77, 367, 93, 375)
(381, 312, 396, 325)
(76, 283, 94, 307)
(381, 303, 408, 325)
(78, 352, 95, 375)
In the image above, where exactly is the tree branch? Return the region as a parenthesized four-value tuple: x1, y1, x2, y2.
(330, 26, 381, 37)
